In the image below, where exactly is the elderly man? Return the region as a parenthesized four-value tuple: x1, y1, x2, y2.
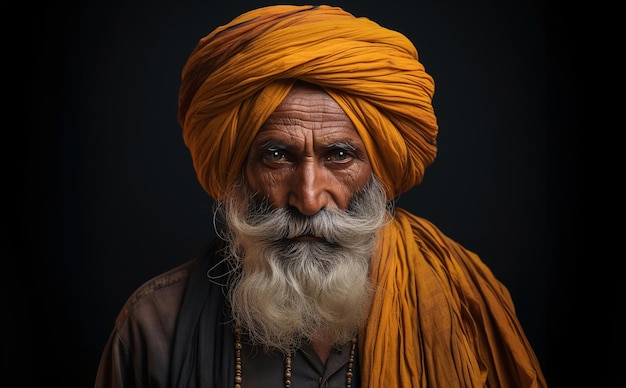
(95, 5, 546, 387)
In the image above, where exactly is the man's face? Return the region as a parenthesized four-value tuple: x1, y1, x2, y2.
(244, 83, 373, 216)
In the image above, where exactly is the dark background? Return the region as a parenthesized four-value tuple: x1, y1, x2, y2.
(7, 0, 590, 386)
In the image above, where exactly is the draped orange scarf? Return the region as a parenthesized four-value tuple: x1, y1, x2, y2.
(363, 209, 545, 387)
(178, 5, 546, 387)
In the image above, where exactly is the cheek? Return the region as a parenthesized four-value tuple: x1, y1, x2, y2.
(245, 164, 290, 207)
(354, 163, 373, 188)
(334, 163, 373, 208)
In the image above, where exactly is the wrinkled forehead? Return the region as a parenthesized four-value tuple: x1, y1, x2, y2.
(260, 82, 361, 140)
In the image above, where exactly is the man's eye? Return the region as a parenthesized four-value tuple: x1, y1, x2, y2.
(327, 149, 351, 162)
(335, 150, 348, 160)
(265, 150, 284, 162)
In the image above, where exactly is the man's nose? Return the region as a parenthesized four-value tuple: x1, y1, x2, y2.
(288, 162, 329, 216)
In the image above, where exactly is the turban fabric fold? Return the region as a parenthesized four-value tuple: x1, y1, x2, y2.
(178, 4, 437, 201)
(178, 5, 546, 387)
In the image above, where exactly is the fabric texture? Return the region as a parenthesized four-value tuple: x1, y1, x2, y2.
(177, 4, 547, 387)
(93, 240, 236, 388)
(363, 209, 546, 387)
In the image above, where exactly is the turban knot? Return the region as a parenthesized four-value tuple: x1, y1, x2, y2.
(179, 4, 438, 200)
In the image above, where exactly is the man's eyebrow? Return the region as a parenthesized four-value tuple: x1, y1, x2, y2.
(327, 140, 357, 150)
(258, 139, 289, 150)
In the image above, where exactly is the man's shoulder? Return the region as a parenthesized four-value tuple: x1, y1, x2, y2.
(114, 258, 199, 329)
(131, 259, 197, 302)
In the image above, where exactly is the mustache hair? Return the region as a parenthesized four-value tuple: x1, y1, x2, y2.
(223, 175, 390, 251)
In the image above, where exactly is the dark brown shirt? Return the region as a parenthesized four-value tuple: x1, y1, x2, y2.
(94, 246, 359, 387)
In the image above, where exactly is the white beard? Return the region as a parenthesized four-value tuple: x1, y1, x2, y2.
(216, 175, 390, 352)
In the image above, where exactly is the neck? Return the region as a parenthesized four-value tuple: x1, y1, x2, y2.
(310, 330, 341, 364)
(311, 339, 334, 364)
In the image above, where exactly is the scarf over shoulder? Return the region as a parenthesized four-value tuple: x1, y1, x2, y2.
(178, 5, 546, 387)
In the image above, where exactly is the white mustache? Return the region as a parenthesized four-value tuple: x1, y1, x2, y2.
(247, 198, 387, 247)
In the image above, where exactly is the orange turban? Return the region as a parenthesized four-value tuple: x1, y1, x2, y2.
(178, 4, 437, 201)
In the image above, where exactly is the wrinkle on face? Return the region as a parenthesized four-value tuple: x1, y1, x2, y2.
(245, 83, 372, 214)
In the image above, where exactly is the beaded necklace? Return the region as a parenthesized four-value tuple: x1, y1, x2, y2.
(233, 327, 357, 388)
